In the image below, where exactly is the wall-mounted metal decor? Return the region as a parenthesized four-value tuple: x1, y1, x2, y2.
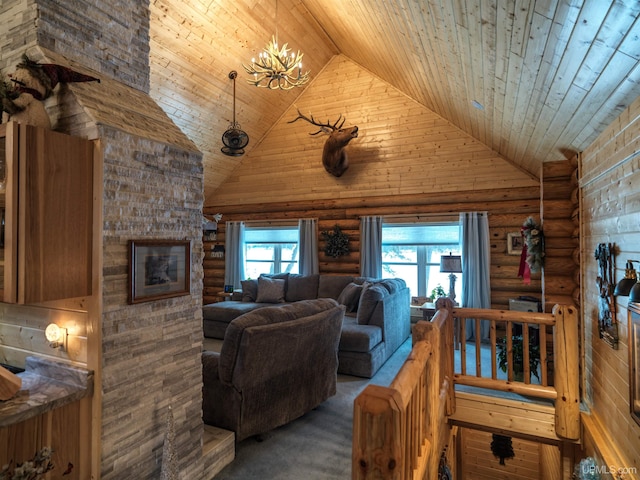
(595, 242, 618, 349)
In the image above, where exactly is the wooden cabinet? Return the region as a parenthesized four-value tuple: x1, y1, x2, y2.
(0, 122, 93, 304)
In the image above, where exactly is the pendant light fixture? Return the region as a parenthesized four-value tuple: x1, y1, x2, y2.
(221, 70, 249, 156)
(243, 0, 310, 90)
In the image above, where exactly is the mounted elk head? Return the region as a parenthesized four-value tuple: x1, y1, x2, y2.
(288, 109, 358, 177)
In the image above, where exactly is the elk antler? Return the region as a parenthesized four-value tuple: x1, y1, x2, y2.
(288, 108, 346, 135)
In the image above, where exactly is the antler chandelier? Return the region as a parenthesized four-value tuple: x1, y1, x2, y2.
(242, 0, 310, 90)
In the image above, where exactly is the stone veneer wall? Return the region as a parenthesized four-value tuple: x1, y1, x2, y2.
(1, 1, 210, 478)
(99, 126, 204, 479)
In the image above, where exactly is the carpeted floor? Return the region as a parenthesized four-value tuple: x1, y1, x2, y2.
(209, 337, 413, 480)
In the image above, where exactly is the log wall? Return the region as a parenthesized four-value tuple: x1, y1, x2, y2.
(204, 188, 543, 307)
(541, 159, 580, 312)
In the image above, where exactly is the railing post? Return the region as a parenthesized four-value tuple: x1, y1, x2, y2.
(352, 385, 404, 479)
(552, 304, 580, 440)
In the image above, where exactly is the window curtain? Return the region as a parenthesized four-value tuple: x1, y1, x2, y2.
(224, 221, 245, 290)
(360, 216, 383, 278)
(298, 218, 319, 275)
(460, 212, 491, 341)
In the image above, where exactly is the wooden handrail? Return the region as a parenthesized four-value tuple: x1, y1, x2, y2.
(352, 301, 580, 479)
(352, 298, 455, 480)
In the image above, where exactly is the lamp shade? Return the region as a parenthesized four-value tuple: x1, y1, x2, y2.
(615, 260, 639, 296)
(615, 278, 636, 296)
(440, 254, 462, 273)
(630, 282, 640, 303)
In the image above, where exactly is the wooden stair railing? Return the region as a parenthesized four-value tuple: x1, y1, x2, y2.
(352, 300, 580, 479)
(352, 298, 455, 480)
(452, 303, 580, 440)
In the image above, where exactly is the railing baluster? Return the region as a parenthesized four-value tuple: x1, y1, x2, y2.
(523, 321, 531, 384)
(540, 324, 548, 386)
(506, 321, 513, 381)
(460, 320, 467, 376)
(490, 319, 497, 379)
(475, 318, 482, 377)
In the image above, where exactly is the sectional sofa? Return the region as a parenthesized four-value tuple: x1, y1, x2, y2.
(202, 273, 411, 377)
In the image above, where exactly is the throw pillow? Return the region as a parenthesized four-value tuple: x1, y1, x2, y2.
(241, 279, 258, 302)
(337, 282, 364, 313)
(256, 276, 286, 303)
(356, 283, 387, 325)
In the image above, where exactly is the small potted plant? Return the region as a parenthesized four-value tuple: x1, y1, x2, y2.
(430, 284, 446, 301)
(497, 333, 540, 382)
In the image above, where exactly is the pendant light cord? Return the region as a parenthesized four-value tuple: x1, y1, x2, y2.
(229, 70, 238, 126)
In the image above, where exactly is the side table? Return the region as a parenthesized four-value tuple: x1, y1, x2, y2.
(419, 302, 436, 320)
(217, 291, 234, 301)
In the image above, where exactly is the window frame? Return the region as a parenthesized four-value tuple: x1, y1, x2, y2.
(381, 221, 461, 298)
(243, 224, 300, 276)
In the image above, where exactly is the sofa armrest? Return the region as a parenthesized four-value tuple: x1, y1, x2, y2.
(202, 350, 221, 373)
(202, 351, 242, 430)
(370, 287, 410, 350)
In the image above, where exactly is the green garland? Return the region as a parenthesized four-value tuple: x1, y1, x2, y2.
(322, 225, 350, 258)
(522, 216, 544, 272)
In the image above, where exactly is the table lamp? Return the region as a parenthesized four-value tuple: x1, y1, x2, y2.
(440, 253, 462, 303)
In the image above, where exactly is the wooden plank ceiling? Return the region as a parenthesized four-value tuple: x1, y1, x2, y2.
(149, 0, 640, 202)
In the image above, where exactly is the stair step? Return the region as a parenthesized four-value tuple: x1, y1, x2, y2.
(202, 425, 235, 478)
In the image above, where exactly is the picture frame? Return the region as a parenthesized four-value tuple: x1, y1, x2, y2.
(628, 304, 640, 426)
(507, 232, 523, 255)
(128, 240, 190, 304)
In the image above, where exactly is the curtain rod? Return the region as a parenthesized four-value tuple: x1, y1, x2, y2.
(381, 213, 460, 222)
(235, 218, 314, 226)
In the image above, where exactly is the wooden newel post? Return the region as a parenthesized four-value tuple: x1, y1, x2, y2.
(352, 385, 404, 480)
(552, 304, 580, 440)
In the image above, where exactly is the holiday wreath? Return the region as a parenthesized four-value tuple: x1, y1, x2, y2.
(322, 225, 350, 258)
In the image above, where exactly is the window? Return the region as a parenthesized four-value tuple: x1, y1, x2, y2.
(382, 222, 461, 299)
(244, 225, 299, 278)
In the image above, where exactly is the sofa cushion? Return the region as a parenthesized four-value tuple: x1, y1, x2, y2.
(203, 301, 271, 325)
(356, 283, 387, 324)
(241, 279, 258, 302)
(286, 274, 320, 301)
(262, 272, 290, 292)
(339, 316, 382, 352)
(318, 275, 355, 299)
(256, 276, 286, 303)
(337, 282, 365, 313)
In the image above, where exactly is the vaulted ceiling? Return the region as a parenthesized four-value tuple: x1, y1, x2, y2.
(149, 1, 640, 203)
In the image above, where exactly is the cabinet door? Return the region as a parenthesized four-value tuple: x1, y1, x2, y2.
(19, 125, 94, 304)
(0, 122, 19, 303)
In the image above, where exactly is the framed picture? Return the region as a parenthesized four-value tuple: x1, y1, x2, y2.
(128, 240, 190, 304)
(628, 304, 640, 426)
(507, 232, 523, 255)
